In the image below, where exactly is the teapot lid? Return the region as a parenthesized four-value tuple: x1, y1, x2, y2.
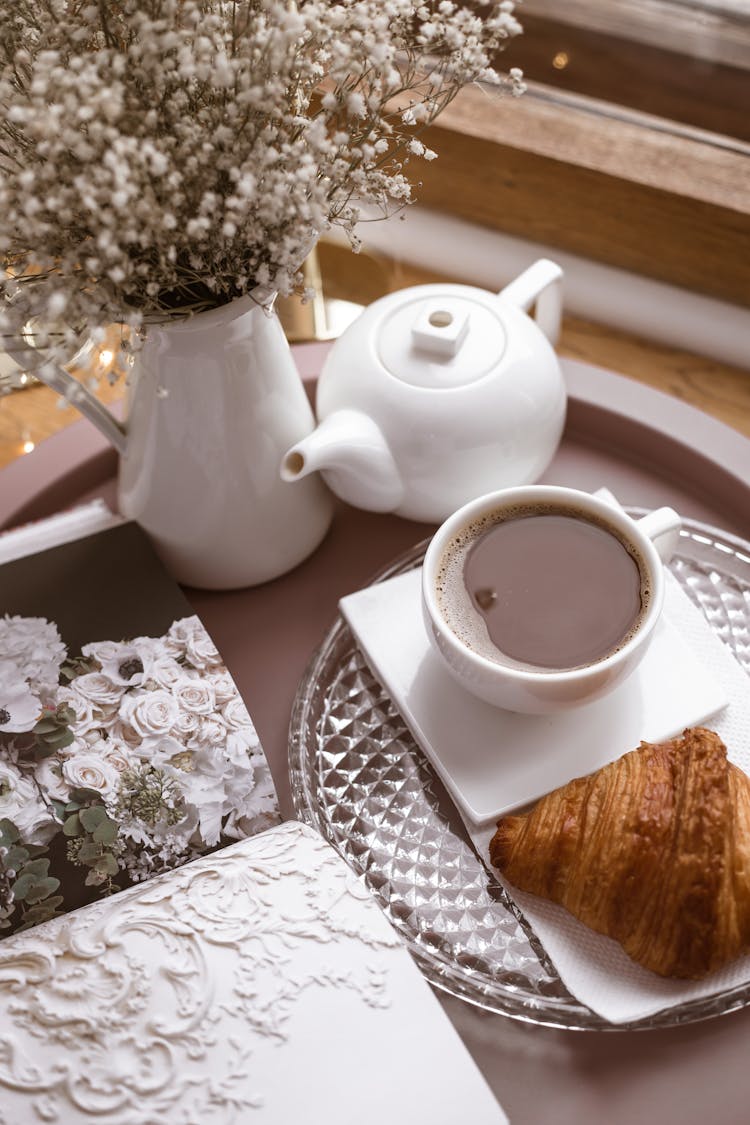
(377, 294, 506, 389)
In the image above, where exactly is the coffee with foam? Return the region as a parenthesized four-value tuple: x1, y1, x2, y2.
(435, 502, 652, 673)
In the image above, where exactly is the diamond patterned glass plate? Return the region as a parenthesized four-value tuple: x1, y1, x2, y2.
(289, 514, 750, 1030)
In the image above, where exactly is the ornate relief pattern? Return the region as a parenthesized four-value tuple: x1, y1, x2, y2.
(0, 822, 400, 1123)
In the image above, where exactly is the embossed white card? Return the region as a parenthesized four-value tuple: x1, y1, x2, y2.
(340, 567, 728, 824)
(0, 822, 507, 1124)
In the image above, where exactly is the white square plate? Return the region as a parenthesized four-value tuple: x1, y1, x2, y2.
(340, 567, 728, 825)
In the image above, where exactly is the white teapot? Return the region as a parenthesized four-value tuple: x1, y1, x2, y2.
(281, 258, 567, 522)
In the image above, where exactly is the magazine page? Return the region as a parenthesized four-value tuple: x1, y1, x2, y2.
(0, 521, 280, 937)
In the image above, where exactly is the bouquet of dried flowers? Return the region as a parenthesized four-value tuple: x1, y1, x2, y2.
(0, 0, 522, 372)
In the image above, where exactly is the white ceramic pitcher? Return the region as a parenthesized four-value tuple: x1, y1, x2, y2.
(17, 293, 333, 589)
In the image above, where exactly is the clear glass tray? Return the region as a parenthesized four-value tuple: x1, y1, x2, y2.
(289, 513, 750, 1030)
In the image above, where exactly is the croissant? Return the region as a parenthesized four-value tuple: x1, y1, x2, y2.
(489, 727, 750, 979)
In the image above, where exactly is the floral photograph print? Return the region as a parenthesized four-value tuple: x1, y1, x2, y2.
(0, 611, 280, 936)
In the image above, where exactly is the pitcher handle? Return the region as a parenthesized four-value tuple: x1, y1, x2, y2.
(498, 258, 564, 346)
(6, 342, 127, 455)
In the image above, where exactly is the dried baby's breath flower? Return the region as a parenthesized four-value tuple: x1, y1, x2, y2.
(0, 0, 523, 369)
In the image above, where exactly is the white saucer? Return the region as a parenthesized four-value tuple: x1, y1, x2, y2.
(340, 568, 729, 826)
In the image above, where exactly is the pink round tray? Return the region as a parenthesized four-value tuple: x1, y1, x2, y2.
(3, 352, 749, 822)
(2, 351, 750, 1124)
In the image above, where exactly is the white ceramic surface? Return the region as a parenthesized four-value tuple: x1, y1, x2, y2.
(421, 485, 681, 713)
(112, 295, 334, 588)
(17, 294, 334, 589)
(280, 260, 567, 522)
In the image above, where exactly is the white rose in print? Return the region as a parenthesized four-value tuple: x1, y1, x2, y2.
(107, 718, 145, 748)
(171, 709, 201, 741)
(61, 754, 121, 800)
(172, 675, 216, 716)
(196, 715, 228, 748)
(68, 672, 126, 710)
(222, 694, 256, 732)
(144, 656, 184, 691)
(97, 740, 137, 775)
(33, 757, 71, 803)
(119, 690, 180, 739)
(166, 616, 222, 671)
(56, 684, 104, 737)
(132, 734, 186, 769)
(209, 670, 240, 707)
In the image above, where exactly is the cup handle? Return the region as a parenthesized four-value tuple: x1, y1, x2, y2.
(635, 507, 682, 563)
(594, 488, 681, 563)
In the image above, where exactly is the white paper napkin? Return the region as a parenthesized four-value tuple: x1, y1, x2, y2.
(340, 565, 750, 1024)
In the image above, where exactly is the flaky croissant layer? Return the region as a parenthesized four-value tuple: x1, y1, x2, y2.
(490, 728, 750, 979)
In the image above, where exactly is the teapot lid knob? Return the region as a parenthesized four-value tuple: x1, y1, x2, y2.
(411, 303, 470, 358)
(377, 293, 506, 389)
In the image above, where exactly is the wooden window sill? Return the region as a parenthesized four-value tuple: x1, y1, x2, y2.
(418, 83, 750, 307)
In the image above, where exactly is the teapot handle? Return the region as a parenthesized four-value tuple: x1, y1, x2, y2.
(498, 258, 564, 346)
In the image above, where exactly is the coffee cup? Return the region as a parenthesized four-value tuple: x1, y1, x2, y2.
(421, 486, 681, 714)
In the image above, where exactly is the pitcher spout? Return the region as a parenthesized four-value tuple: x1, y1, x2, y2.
(281, 409, 404, 513)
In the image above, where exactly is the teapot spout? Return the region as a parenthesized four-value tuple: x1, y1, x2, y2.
(281, 409, 404, 513)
